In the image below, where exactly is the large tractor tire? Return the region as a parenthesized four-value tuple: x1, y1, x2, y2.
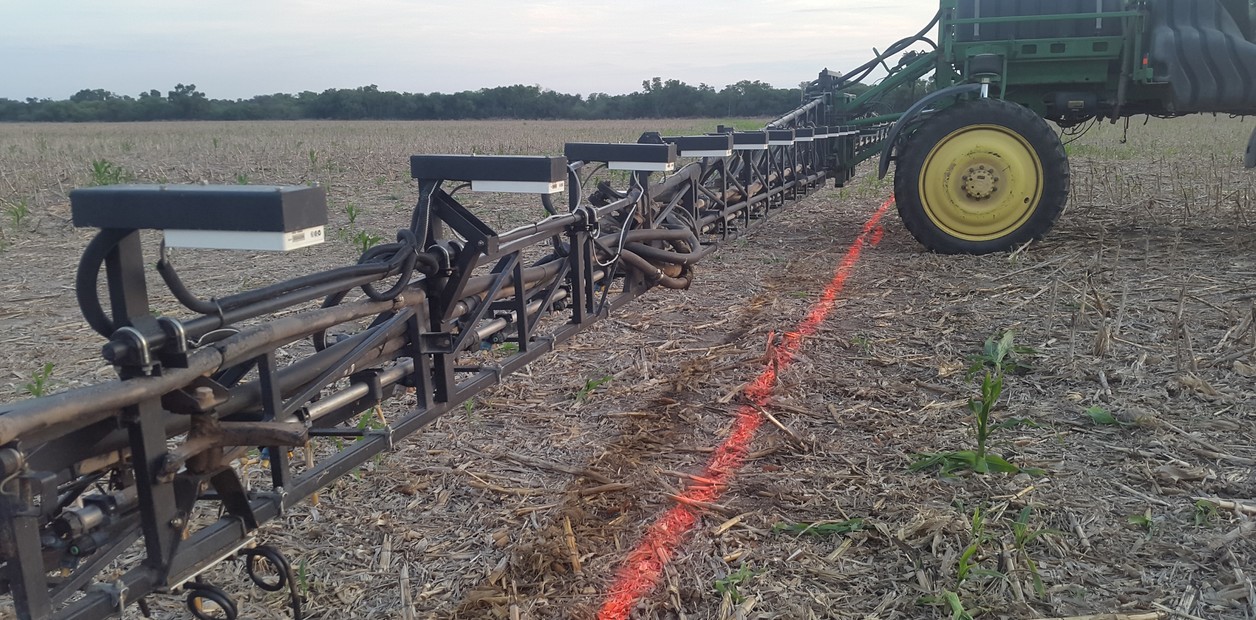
(893, 98, 1070, 254)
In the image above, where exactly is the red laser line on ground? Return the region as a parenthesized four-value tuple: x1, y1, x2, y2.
(597, 198, 894, 619)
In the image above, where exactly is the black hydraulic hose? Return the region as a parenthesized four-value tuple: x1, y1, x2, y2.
(830, 11, 940, 90)
(157, 252, 398, 317)
(623, 241, 716, 266)
(361, 229, 423, 301)
(75, 228, 133, 337)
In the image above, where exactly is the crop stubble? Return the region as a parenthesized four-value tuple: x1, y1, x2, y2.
(0, 117, 1254, 619)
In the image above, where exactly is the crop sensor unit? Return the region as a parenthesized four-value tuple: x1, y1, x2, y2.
(729, 131, 769, 151)
(768, 129, 796, 146)
(70, 185, 328, 251)
(410, 154, 567, 194)
(661, 134, 734, 158)
(564, 142, 677, 172)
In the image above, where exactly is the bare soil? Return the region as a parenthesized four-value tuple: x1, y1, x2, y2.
(0, 117, 1254, 619)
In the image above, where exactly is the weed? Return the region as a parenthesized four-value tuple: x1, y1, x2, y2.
(956, 507, 1005, 584)
(1127, 510, 1153, 533)
(462, 398, 476, 421)
(354, 408, 385, 439)
(345, 202, 361, 225)
(771, 518, 863, 536)
(497, 342, 519, 354)
(235, 173, 249, 185)
(918, 591, 974, 620)
(297, 559, 309, 595)
(353, 230, 383, 253)
(574, 374, 613, 403)
(90, 159, 130, 186)
(943, 591, 974, 620)
(1010, 506, 1061, 597)
(713, 564, 757, 604)
(5, 199, 30, 228)
(23, 362, 54, 397)
(212, 137, 220, 149)
(1084, 406, 1131, 426)
(120, 139, 135, 154)
(849, 334, 873, 354)
(1193, 500, 1218, 527)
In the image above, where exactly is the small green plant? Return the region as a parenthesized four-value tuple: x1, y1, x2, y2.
(497, 342, 519, 354)
(120, 139, 135, 153)
(911, 372, 1035, 475)
(345, 202, 361, 224)
(23, 363, 54, 397)
(966, 330, 1036, 378)
(1084, 405, 1132, 426)
(713, 564, 757, 604)
(354, 409, 385, 438)
(1127, 510, 1153, 533)
(771, 518, 863, 536)
(5, 199, 30, 228)
(1193, 500, 1218, 527)
(914, 332, 1040, 476)
(918, 591, 975, 620)
(297, 558, 309, 595)
(943, 591, 974, 620)
(212, 137, 220, 149)
(1010, 506, 1061, 597)
(353, 230, 383, 253)
(89, 159, 130, 186)
(235, 173, 250, 185)
(849, 334, 873, 354)
(574, 374, 613, 403)
(953, 506, 1012, 595)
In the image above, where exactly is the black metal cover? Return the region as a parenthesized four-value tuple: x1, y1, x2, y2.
(409, 155, 567, 182)
(564, 142, 676, 164)
(729, 131, 768, 146)
(768, 129, 796, 142)
(794, 128, 815, 139)
(69, 185, 327, 232)
(661, 135, 734, 152)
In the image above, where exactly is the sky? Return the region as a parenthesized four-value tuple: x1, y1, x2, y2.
(1, 1, 939, 101)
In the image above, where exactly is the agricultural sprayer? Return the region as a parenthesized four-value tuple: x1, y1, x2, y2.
(2, 1, 1255, 617)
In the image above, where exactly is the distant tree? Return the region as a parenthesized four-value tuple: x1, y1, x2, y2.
(70, 89, 119, 103)
(0, 79, 808, 122)
(167, 83, 209, 119)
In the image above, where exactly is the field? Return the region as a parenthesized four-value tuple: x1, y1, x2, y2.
(1, 116, 1254, 620)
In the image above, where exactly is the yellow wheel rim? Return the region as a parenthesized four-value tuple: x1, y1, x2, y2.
(917, 124, 1044, 242)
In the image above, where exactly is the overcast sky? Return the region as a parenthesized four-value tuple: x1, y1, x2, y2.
(3, 1, 938, 101)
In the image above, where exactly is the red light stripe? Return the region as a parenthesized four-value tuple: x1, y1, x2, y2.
(597, 198, 894, 619)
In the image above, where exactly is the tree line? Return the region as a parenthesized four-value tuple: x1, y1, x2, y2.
(0, 79, 811, 122)
(0, 77, 927, 123)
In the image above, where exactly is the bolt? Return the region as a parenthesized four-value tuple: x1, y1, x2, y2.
(193, 386, 216, 409)
(170, 517, 186, 529)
